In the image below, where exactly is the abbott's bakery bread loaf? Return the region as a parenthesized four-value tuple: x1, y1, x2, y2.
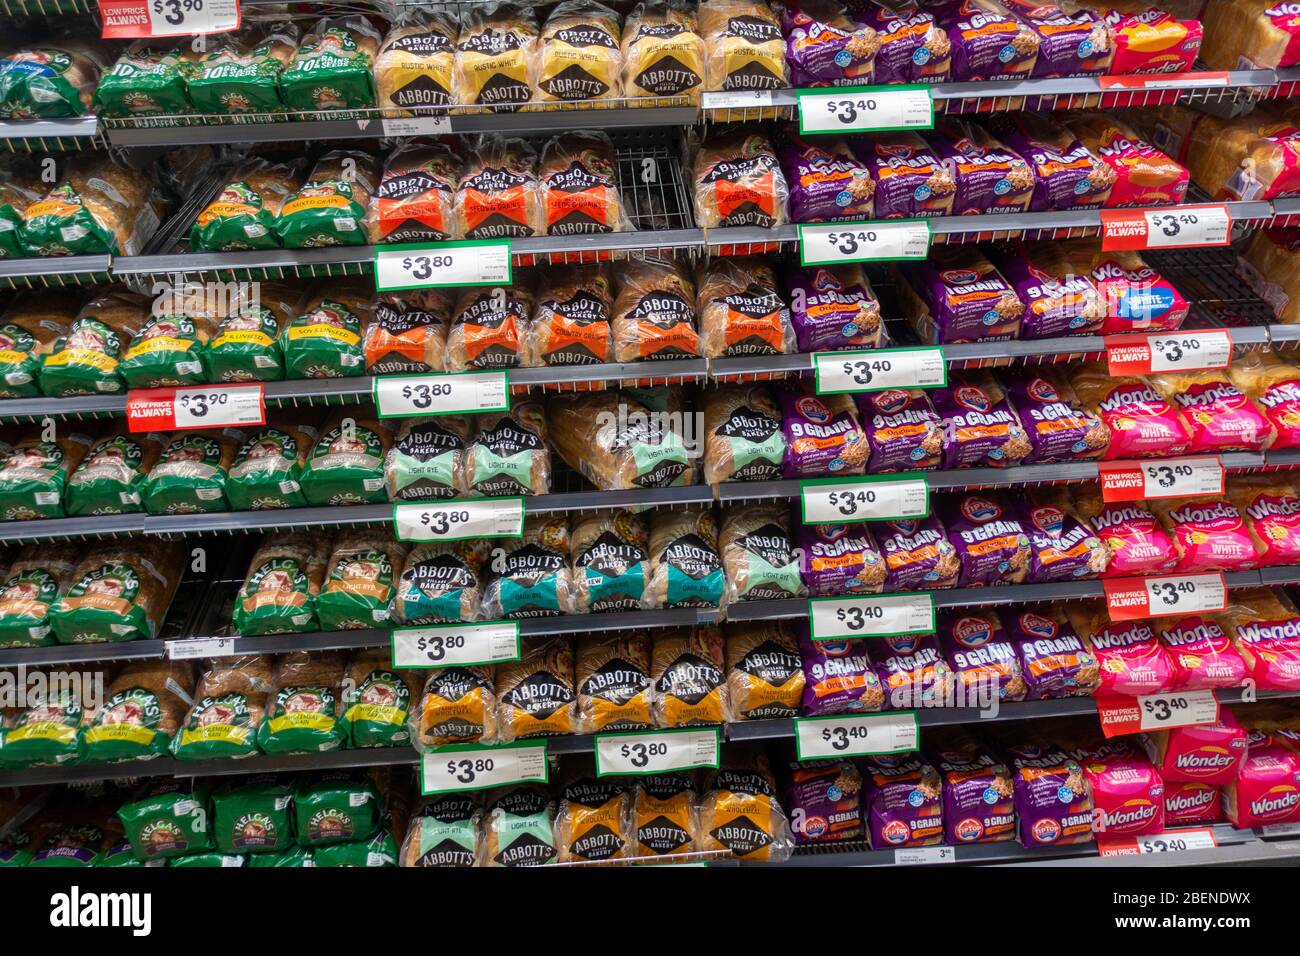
(725, 621, 805, 720)
(463, 402, 550, 497)
(187, 23, 299, 115)
(50, 541, 183, 644)
(575, 634, 653, 732)
(693, 128, 788, 229)
(21, 156, 163, 257)
(385, 416, 470, 502)
(652, 626, 727, 725)
(394, 540, 491, 624)
(233, 533, 327, 635)
(276, 150, 379, 248)
(401, 795, 482, 866)
(445, 281, 533, 370)
(375, 11, 458, 112)
(368, 141, 462, 245)
(697, 256, 794, 357)
(455, 2, 540, 110)
(700, 752, 793, 860)
(280, 17, 381, 114)
(315, 532, 407, 631)
(414, 666, 497, 748)
(482, 515, 578, 619)
(547, 389, 693, 490)
(1201, 0, 1300, 69)
(540, 131, 629, 235)
(702, 383, 785, 482)
(538, 0, 624, 102)
(453, 136, 544, 239)
(648, 509, 724, 609)
(555, 765, 634, 861)
(484, 787, 557, 866)
(571, 510, 651, 612)
(365, 290, 452, 375)
(80, 659, 193, 762)
(622, 0, 705, 98)
(612, 257, 700, 362)
(632, 773, 700, 857)
(495, 637, 577, 740)
(720, 504, 804, 604)
(191, 159, 303, 252)
(525, 264, 614, 365)
(699, 0, 788, 90)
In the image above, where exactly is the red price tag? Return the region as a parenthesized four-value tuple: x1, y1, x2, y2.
(1105, 330, 1232, 375)
(99, 0, 240, 38)
(1098, 456, 1225, 503)
(1097, 690, 1220, 738)
(1097, 73, 1229, 91)
(127, 383, 265, 432)
(1104, 573, 1227, 622)
(1097, 828, 1219, 856)
(1100, 205, 1231, 252)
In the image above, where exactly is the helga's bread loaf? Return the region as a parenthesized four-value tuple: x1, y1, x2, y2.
(538, 0, 624, 102)
(314, 531, 407, 631)
(0, 542, 79, 648)
(343, 648, 422, 748)
(92, 42, 199, 118)
(0, 41, 105, 118)
(141, 430, 241, 515)
(0, 291, 78, 397)
(375, 10, 458, 112)
(191, 159, 303, 252)
(40, 289, 151, 397)
(702, 382, 786, 483)
(0, 428, 93, 520)
(280, 17, 381, 113)
(225, 414, 319, 511)
(547, 389, 694, 491)
(280, 283, 373, 380)
(299, 412, 391, 505)
(49, 541, 183, 645)
(233, 533, 328, 635)
(621, 0, 705, 99)
(255, 651, 348, 754)
(275, 150, 379, 248)
(65, 426, 165, 516)
(454, 2, 540, 110)
(571, 510, 651, 613)
(206, 280, 301, 384)
(21, 156, 163, 257)
(186, 23, 299, 115)
(80, 659, 193, 762)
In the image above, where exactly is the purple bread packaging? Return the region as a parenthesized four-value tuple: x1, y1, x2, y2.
(937, 608, 1030, 702)
(797, 521, 887, 595)
(1000, 737, 1095, 847)
(932, 0, 1041, 81)
(851, 0, 952, 82)
(992, 245, 1106, 339)
(993, 112, 1114, 211)
(797, 628, 887, 714)
(776, 381, 870, 477)
(941, 491, 1033, 586)
(998, 0, 1113, 77)
(931, 372, 1033, 468)
(782, 0, 881, 85)
(928, 727, 1016, 844)
(1015, 489, 1110, 582)
(778, 134, 875, 223)
(873, 632, 953, 708)
(1003, 607, 1101, 699)
(852, 132, 956, 218)
(1002, 369, 1110, 463)
(857, 387, 944, 472)
(929, 118, 1035, 215)
(785, 759, 864, 844)
(861, 753, 945, 848)
(876, 515, 961, 591)
(786, 264, 884, 353)
(898, 247, 1024, 344)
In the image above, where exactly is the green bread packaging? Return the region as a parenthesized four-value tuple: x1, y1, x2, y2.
(64, 430, 165, 516)
(169, 851, 246, 867)
(225, 420, 317, 511)
(313, 826, 399, 866)
(171, 655, 274, 760)
(0, 543, 80, 648)
(232, 535, 326, 636)
(141, 431, 240, 516)
(314, 533, 405, 632)
(81, 659, 193, 763)
(186, 24, 299, 115)
(117, 780, 212, 861)
(0, 44, 103, 118)
(38, 292, 150, 397)
(0, 291, 79, 397)
(256, 652, 348, 755)
(205, 281, 300, 382)
(190, 159, 302, 253)
(248, 844, 315, 866)
(211, 775, 294, 854)
(293, 770, 381, 847)
(92, 43, 196, 118)
(280, 286, 372, 378)
(118, 312, 212, 389)
(343, 650, 420, 748)
(299, 413, 390, 506)
(0, 430, 93, 520)
(279, 18, 380, 116)
(275, 150, 378, 248)
(0, 676, 93, 767)
(49, 543, 182, 645)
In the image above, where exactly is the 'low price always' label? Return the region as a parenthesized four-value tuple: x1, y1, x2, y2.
(1097, 828, 1219, 857)
(1105, 330, 1232, 375)
(796, 84, 934, 135)
(394, 498, 524, 542)
(801, 475, 929, 524)
(1098, 689, 1220, 737)
(127, 383, 265, 432)
(594, 728, 721, 776)
(391, 622, 521, 669)
(1098, 456, 1224, 502)
(374, 371, 509, 418)
(374, 240, 511, 291)
(1104, 572, 1228, 622)
(814, 346, 946, 395)
(1100, 205, 1232, 251)
(420, 742, 549, 795)
(809, 593, 936, 640)
(794, 712, 919, 760)
(799, 220, 931, 266)
(99, 0, 240, 38)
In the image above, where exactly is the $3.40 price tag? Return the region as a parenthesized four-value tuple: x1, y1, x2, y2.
(1100, 205, 1232, 252)
(1098, 689, 1220, 737)
(1098, 827, 1219, 857)
(796, 84, 934, 135)
(1098, 455, 1224, 503)
(1104, 572, 1227, 622)
(1105, 330, 1232, 375)
(391, 621, 521, 669)
(420, 741, 549, 795)
(809, 593, 935, 640)
(374, 240, 511, 292)
(593, 728, 721, 777)
(814, 346, 946, 395)
(374, 371, 509, 418)
(801, 475, 929, 524)
(394, 498, 524, 542)
(126, 383, 265, 433)
(794, 712, 919, 760)
(799, 219, 931, 266)
(99, 0, 240, 38)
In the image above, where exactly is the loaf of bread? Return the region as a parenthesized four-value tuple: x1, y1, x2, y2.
(725, 621, 804, 720)
(315, 532, 407, 632)
(1178, 109, 1300, 201)
(276, 150, 380, 248)
(454, 2, 540, 110)
(232, 533, 328, 636)
(540, 131, 630, 235)
(612, 257, 699, 362)
(375, 10, 458, 112)
(692, 128, 788, 229)
(1201, 0, 1300, 69)
(702, 383, 786, 483)
(187, 23, 299, 115)
(525, 265, 615, 366)
(699, 0, 788, 90)
(394, 540, 491, 624)
(385, 416, 470, 502)
(538, 0, 624, 102)
(481, 516, 578, 619)
(365, 289, 452, 375)
(280, 17, 381, 114)
(1237, 229, 1300, 324)
(50, 541, 183, 644)
(575, 634, 653, 732)
(571, 510, 651, 613)
(621, 0, 705, 99)
(445, 281, 534, 371)
(453, 135, 544, 240)
(547, 389, 694, 490)
(720, 504, 804, 604)
(495, 637, 577, 740)
(21, 156, 164, 256)
(696, 256, 794, 357)
(368, 141, 462, 245)
(92, 42, 199, 118)
(414, 665, 497, 749)
(464, 401, 551, 497)
(647, 509, 724, 609)
(651, 626, 728, 725)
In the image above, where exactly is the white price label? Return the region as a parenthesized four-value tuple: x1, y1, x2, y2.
(1140, 456, 1224, 498)
(1137, 690, 1220, 731)
(1137, 829, 1219, 853)
(374, 240, 511, 291)
(165, 637, 236, 660)
(1147, 330, 1233, 372)
(374, 371, 509, 418)
(381, 115, 452, 138)
(814, 346, 946, 394)
(701, 90, 775, 110)
(799, 220, 930, 266)
(420, 743, 549, 794)
(797, 85, 934, 134)
(794, 712, 919, 760)
(394, 499, 524, 542)
(391, 622, 520, 669)
(594, 729, 721, 776)
(100, 0, 240, 38)
(1143, 574, 1228, 616)
(809, 593, 935, 640)
(1262, 822, 1300, 837)
(895, 845, 956, 866)
(1142, 206, 1232, 249)
(801, 476, 928, 524)
(172, 384, 264, 429)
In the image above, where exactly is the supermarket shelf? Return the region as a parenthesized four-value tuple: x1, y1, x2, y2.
(0, 512, 144, 543)
(0, 252, 111, 290)
(0, 0, 92, 12)
(0, 115, 99, 153)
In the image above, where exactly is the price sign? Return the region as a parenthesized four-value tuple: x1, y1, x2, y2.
(809, 593, 935, 641)
(1104, 572, 1228, 622)
(391, 622, 520, 669)
(1098, 689, 1220, 737)
(799, 219, 931, 266)
(126, 383, 265, 432)
(394, 498, 524, 542)
(1100, 205, 1232, 251)
(420, 742, 548, 795)
(380, 115, 452, 138)
(1105, 330, 1232, 375)
(99, 0, 240, 38)
(1097, 828, 1219, 857)
(374, 240, 511, 292)
(801, 475, 928, 524)
(374, 371, 509, 418)
(895, 846, 956, 866)
(701, 90, 775, 110)
(814, 346, 946, 395)
(1098, 456, 1224, 503)
(165, 637, 236, 660)
(594, 728, 721, 777)
(796, 84, 934, 135)
(794, 712, 919, 760)
(1098, 72, 1229, 91)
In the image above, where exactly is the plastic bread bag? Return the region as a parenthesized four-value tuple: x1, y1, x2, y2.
(191, 159, 303, 253)
(1227, 477, 1300, 568)
(0, 290, 78, 397)
(998, 0, 1114, 77)
(207, 774, 293, 854)
(647, 510, 724, 610)
(281, 282, 373, 379)
(454, 2, 540, 110)
(546, 390, 693, 491)
(775, 379, 869, 477)
(555, 761, 634, 862)
(40, 289, 151, 397)
(1061, 111, 1189, 207)
(1002, 606, 1099, 699)
(989, 111, 1115, 210)
(1212, 588, 1300, 691)
(701, 383, 786, 483)
(64, 428, 166, 517)
(485, 787, 557, 866)
(1227, 348, 1300, 449)
(280, 17, 381, 115)
(936, 608, 1028, 704)
(366, 289, 452, 375)
(206, 279, 302, 383)
(931, 0, 1040, 79)
(1235, 228, 1300, 325)
(1201, 0, 1300, 69)
(875, 515, 960, 592)
(453, 135, 544, 240)
(232, 533, 328, 636)
(699, 0, 788, 90)
(186, 22, 299, 115)
(858, 387, 944, 473)
(931, 370, 1033, 469)
(170, 655, 274, 761)
(375, 10, 459, 112)
(1070, 362, 1193, 459)
(989, 242, 1105, 339)
(1152, 613, 1249, 692)
(780, 0, 882, 85)
(895, 245, 1022, 345)
(526, 264, 615, 366)
(92, 41, 198, 118)
(445, 281, 534, 370)
(575, 633, 654, 732)
(292, 769, 384, 847)
(651, 626, 728, 726)
(855, 1, 951, 81)
(0, 41, 104, 118)
(463, 401, 550, 497)
(1014, 486, 1109, 583)
(696, 256, 794, 358)
(1065, 601, 1175, 696)
(1073, 487, 1178, 578)
(692, 127, 788, 229)
(275, 150, 379, 248)
(412, 665, 497, 749)
(255, 651, 348, 754)
(537, 0, 624, 102)
(929, 732, 1016, 845)
(699, 749, 793, 861)
(385, 416, 471, 502)
(539, 131, 630, 236)
(400, 795, 483, 867)
(25, 799, 123, 866)
(299, 412, 392, 505)
(928, 117, 1035, 216)
(343, 648, 422, 748)
(140, 429, 241, 515)
(119, 303, 219, 389)
(1068, 241, 1189, 334)
(571, 510, 651, 613)
(720, 503, 804, 604)
(612, 257, 700, 362)
(873, 631, 954, 709)
(632, 772, 701, 857)
(777, 132, 875, 223)
(0, 427, 93, 520)
(314, 531, 407, 631)
(225, 412, 320, 511)
(23, 156, 164, 257)
(0, 542, 79, 648)
(481, 515, 578, 619)
(785, 758, 863, 844)
(785, 263, 883, 353)
(394, 540, 491, 625)
(116, 779, 213, 861)
(0, 667, 105, 768)
(495, 637, 577, 741)
(314, 772, 409, 866)
(1071, 0, 1201, 74)
(725, 620, 805, 720)
(621, 0, 706, 99)
(940, 491, 1032, 587)
(1147, 370, 1275, 453)
(1148, 495, 1263, 573)
(861, 753, 945, 847)
(851, 131, 956, 218)
(368, 141, 463, 245)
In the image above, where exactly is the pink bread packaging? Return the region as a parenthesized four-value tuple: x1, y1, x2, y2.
(1223, 731, 1300, 828)
(860, 753, 945, 848)
(1067, 604, 1176, 696)
(1088, 249, 1189, 334)
(1073, 491, 1179, 578)
(1214, 589, 1300, 691)
(1155, 614, 1250, 691)
(927, 727, 1016, 844)
(1004, 607, 1101, 699)
(1140, 711, 1249, 786)
(1070, 364, 1193, 460)
(1164, 781, 1222, 825)
(1226, 349, 1300, 450)
(1149, 496, 1262, 573)
(1147, 372, 1276, 454)
(1228, 479, 1300, 568)
(1078, 740, 1165, 837)
(1072, 0, 1201, 75)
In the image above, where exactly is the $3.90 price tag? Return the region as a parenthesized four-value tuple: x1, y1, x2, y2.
(99, 0, 240, 38)
(374, 240, 512, 292)
(814, 346, 946, 395)
(593, 728, 721, 777)
(394, 498, 524, 542)
(798, 219, 931, 267)
(809, 593, 935, 640)
(420, 741, 549, 795)
(1098, 828, 1218, 857)
(794, 712, 919, 760)
(1100, 205, 1232, 252)
(1103, 572, 1227, 622)
(1105, 330, 1232, 375)
(373, 371, 509, 418)
(1098, 455, 1224, 503)
(796, 84, 934, 135)
(126, 383, 265, 432)
(1098, 689, 1220, 738)
(801, 474, 929, 524)
(391, 621, 521, 669)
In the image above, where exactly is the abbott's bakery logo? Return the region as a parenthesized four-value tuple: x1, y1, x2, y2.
(50, 887, 151, 936)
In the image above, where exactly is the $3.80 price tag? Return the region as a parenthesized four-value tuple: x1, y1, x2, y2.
(1103, 572, 1228, 622)
(374, 371, 509, 418)
(1098, 455, 1224, 503)
(794, 712, 919, 760)
(796, 84, 934, 135)
(814, 346, 946, 395)
(593, 728, 721, 776)
(394, 498, 524, 542)
(1105, 330, 1232, 375)
(391, 621, 521, 669)
(801, 475, 929, 524)
(799, 219, 931, 266)
(99, 0, 240, 38)
(809, 593, 935, 640)
(374, 240, 511, 291)
(420, 741, 549, 795)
